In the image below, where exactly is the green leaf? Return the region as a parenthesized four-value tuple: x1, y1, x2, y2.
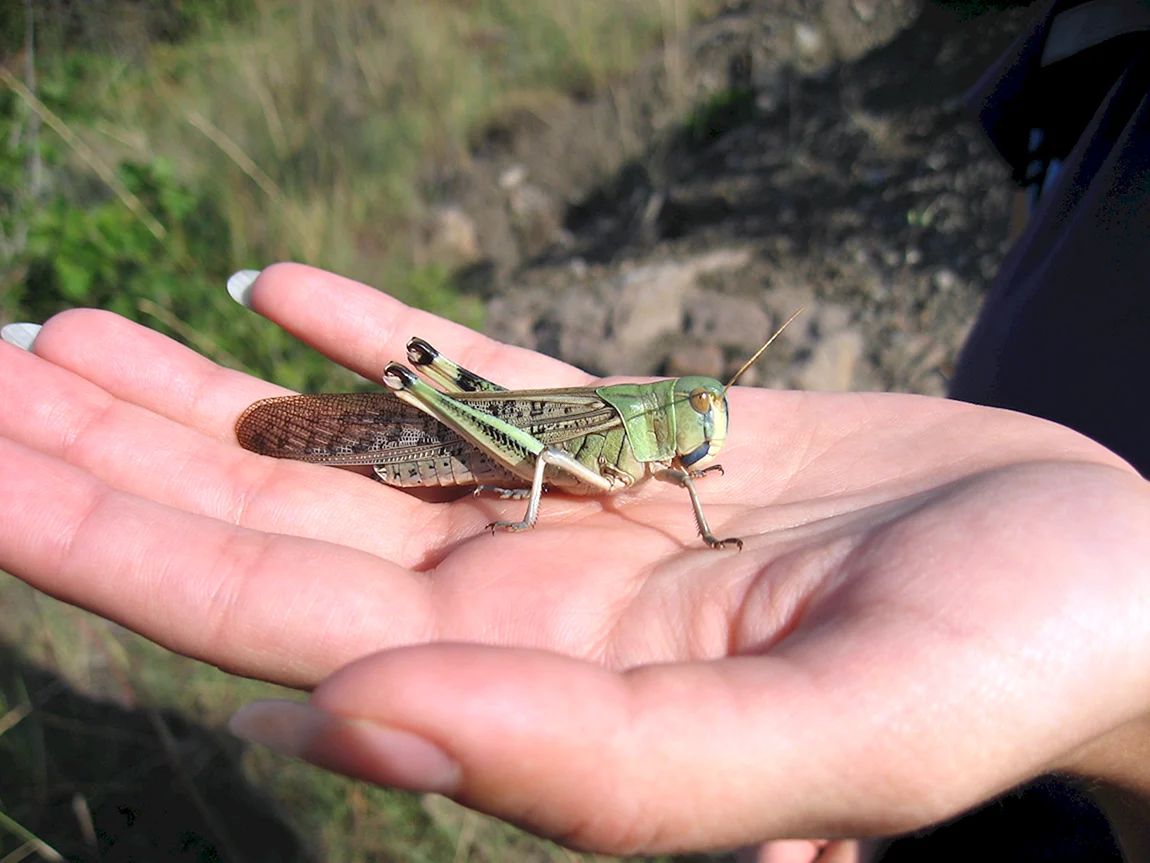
(54, 257, 92, 302)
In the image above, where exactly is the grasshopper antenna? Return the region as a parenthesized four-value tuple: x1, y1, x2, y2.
(723, 307, 804, 394)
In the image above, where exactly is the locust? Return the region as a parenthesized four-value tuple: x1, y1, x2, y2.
(235, 311, 800, 549)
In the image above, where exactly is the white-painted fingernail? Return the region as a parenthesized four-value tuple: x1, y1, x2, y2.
(227, 269, 262, 308)
(229, 699, 460, 793)
(1, 323, 42, 351)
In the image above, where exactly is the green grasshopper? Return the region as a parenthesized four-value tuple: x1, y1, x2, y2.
(235, 311, 799, 549)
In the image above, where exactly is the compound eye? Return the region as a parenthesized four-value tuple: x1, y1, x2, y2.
(688, 388, 713, 414)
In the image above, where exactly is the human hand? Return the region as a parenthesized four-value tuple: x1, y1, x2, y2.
(3, 264, 1148, 857)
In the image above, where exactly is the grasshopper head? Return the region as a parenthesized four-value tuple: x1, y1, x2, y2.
(665, 310, 801, 473)
(672, 376, 729, 469)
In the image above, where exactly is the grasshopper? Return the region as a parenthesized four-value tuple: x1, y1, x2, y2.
(235, 311, 800, 549)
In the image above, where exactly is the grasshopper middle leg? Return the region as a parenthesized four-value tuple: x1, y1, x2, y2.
(486, 446, 615, 533)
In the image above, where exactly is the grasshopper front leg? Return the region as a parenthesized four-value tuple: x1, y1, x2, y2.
(656, 466, 743, 550)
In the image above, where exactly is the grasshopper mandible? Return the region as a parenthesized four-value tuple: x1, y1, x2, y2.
(235, 311, 800, 549)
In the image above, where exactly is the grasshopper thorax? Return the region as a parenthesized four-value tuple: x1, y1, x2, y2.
(671, 376, 729, 469)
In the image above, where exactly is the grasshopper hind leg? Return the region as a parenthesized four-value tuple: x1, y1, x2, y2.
(406, 338, 508, 393)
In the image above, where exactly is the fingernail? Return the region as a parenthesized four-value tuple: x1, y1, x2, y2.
(229, 699, 461, 793)
(1, 323, 42, 351)
(227, 269, 262, 308)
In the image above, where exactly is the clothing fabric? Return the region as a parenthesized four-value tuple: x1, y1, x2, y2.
(885, 2, 1150, 858)
(950, 0, 1150, 478)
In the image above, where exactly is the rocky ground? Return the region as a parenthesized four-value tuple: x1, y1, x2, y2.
(422, 0, 1033, 396)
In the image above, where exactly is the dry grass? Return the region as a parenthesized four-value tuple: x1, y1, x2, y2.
(78, 0, 707, 289)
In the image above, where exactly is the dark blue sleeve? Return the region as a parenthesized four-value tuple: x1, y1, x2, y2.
(950, 0, 1150, 477)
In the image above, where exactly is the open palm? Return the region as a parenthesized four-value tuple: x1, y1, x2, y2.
(3, 263, 1148, 856)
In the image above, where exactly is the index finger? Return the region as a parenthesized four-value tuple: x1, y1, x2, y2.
(26, 263, 594, 468)
(234, 263, 593, 390)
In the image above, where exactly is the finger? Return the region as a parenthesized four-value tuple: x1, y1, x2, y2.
(238, 263, 592, 389)
(261, 554, 1148, 861)
(742, 839, 857, 863)
(0, 434, 434, 687)
(28, 307, 286, 438)
(0, 339, 473, 564)
(23, 301, 609, 554)
(246, 645, 945, 854)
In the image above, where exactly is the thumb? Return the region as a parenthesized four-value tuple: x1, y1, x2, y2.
(229, 643, 941, 854)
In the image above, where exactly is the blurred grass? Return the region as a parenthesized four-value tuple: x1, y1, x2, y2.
(1, 0, 707, 389)
(0, 1, 720, 860)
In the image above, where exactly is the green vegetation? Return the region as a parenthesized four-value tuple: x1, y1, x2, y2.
(681, 87, 756, 149)
(2, 0, 707, 386)
(0, 1, 715, 860)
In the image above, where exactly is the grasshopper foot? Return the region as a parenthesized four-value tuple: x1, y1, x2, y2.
(703, 533, 743, 551)
(690, 464, 724, 480)
(474, 486, 532, 500)
(486, 519, 534, 534)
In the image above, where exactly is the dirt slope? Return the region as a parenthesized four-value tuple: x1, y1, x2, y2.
(436, 2, 1033, 395)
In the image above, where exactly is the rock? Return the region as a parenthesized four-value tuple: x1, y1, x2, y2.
(794, 22, 827, 62)
(422, 205, 480, 264)
(666, 342, 725, 379)
(932, 267, 958, 291)
(507, 183, 560, 258)
(798, 329, 866, 391)
(604, 249, 756, 371)
(851, 0, 879, 23)
(763, 283, 818, 333)
(534, 289, 609, 374)
(684, 291, 774, 357)
(609, 263, 694, 354)
(813, 303, 853, 337)
(820, 0, 921, 62)
(691, 246, 754, 275)
(498, 164, 527, 190)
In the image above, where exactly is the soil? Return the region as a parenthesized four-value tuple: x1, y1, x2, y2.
(425, 1, 1035, 396)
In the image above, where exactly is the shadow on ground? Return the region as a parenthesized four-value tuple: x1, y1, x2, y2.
(0, 644, 311, 863)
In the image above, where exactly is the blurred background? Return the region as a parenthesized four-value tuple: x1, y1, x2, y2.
(0, 1, 1031, 860)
